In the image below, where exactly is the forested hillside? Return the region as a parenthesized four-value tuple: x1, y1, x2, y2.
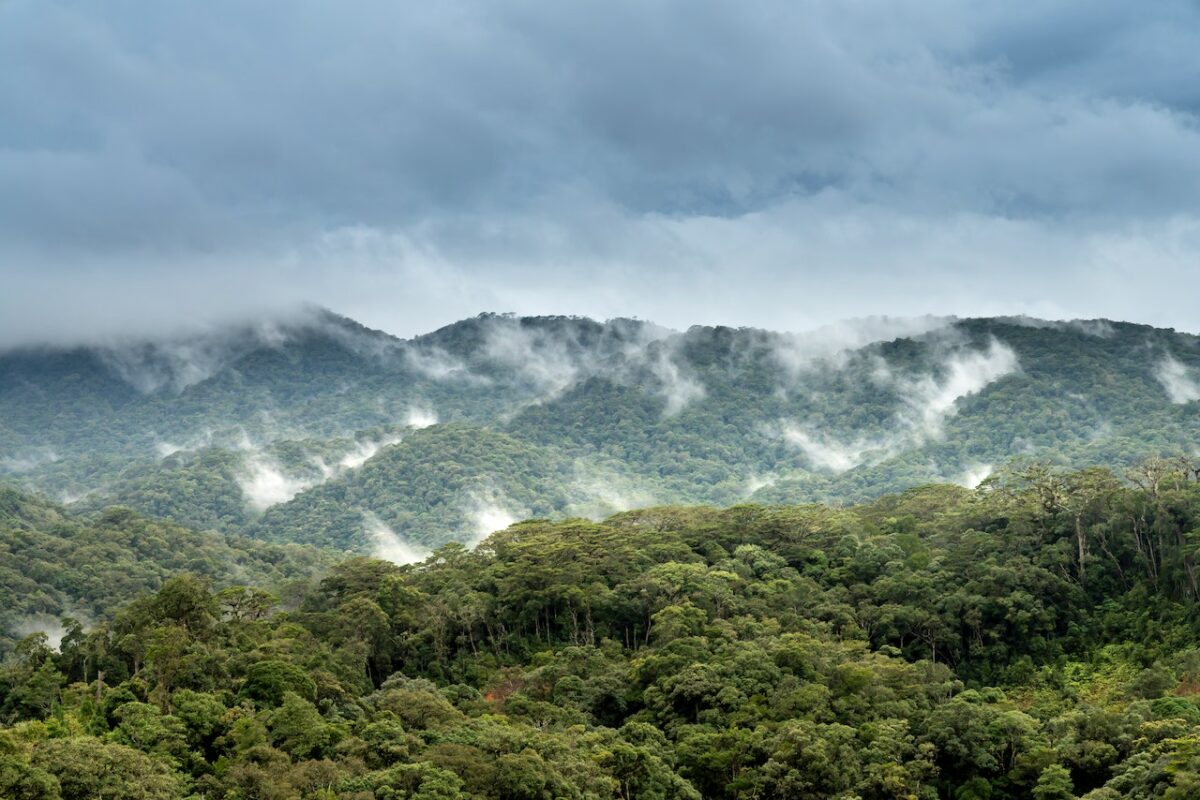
(0, 488, 334, 655)
(4, 461, 1200, 798)
(2, 310, 1199, 552)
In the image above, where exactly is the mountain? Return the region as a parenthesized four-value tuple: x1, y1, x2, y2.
(2, 310, 1199, 552)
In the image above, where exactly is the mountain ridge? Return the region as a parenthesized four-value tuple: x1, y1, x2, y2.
(2, 309, 1198, 552)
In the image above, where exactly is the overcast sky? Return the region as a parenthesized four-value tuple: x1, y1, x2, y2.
(2, 0, 1199, 344)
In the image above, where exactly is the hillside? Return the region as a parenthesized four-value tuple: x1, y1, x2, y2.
(2, 311, 1199, 551)
(0, 487, 334, 654)
(5, 464, 1200, 798)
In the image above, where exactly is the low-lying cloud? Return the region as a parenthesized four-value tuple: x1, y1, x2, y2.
(781, 338, 1020, 472)
(780, 426, 890, 474)
(0, 447, 58, 473)
(362, 511, 429, 565)
(405, 406, 438, 429)
(11, 615, 76, 651)
(429, 315, 708, 415)
(569, 461, 658, 520)
(338, 434, 404, 470)
(897, 338, 1019, 438)
(770, 316, 953, 377)
(237, 452, 330, 512)
(645, 344, 706, 416)
(954, 463, 994, 489)
(462, 484, 524, 545)
(1156, 354, 1200, 404)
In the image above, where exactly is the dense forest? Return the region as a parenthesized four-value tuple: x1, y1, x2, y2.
(2, 311, 1199, 552)
(5, 459, 1200, 798)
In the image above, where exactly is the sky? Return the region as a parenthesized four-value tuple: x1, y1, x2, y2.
(2, 0, 1199, 345)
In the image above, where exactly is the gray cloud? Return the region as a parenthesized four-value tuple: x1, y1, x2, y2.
(2, 0, 1199, 344)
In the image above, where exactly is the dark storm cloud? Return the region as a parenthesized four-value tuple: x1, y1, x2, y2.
(1, 0, 1199, 343)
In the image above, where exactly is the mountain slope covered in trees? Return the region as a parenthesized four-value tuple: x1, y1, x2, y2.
(2, 310, 1199, 551)
(5, 463, 1200, 798)
(0, 487, 334, 654)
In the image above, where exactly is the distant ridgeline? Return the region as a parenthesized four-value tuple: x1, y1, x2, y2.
(1, 308, 1198, 552)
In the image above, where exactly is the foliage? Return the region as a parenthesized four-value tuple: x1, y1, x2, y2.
(3, 314, 1199, 550)
(5, 463, 1200, 797)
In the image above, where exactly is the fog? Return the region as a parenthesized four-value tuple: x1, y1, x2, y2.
(897, 339, 1020, 438)
(769, 316, 953, 377)
(0, 448, 58, 473)
(362, 511, 429, 566)
(237, 452, 330, 512)
(462, 485, 524, 545)
(405, 406, 439, 429)
(338, 435, 404, 470)
(12, 615, 73, 651)
(570, 462, 659, 520)
(955, 463, 995, 489)
(1156, 355, 1200, 404)
(781, 426, 885, 473)
(780, 338, 1020, 472)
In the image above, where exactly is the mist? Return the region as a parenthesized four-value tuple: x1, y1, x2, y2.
(462, 485, 524, 545)
(569, 462, 658, 520)
(237, 452, 330, 512)
(780, 338, 1020, 472)
(338, 435, 404, 470)
(955, 463, 995, 489)
(405, 406, 438, 429)
(645, 344, 706, 416)
(0, 448, 58, 474)
(1155, 355, 1200, 404)
(769, 316, 953, 377)
(12, 615, 72, 651)
(780, 426, 885, 473)
(362, 511, 429, 566)
(897, 339, 1020, 438)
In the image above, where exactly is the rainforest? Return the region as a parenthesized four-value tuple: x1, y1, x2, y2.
(5, 2, 1200, 797)
(4, 443, 1200, 798)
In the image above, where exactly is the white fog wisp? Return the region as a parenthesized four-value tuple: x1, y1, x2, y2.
(338, 435, 404, 470)
(482, 319, 581, 397)
(12, 615, 78, 651)
(569, 461, 658, 519)
(405, 406, 438, 428)
(0, 448, 58, 473)
(1155, 354, 1200, 404)
(780, 338, 1019, 471)
(403, 344, 480, 382)
(745, 473, 777, 495)
(898, 338, 1019, 438)
(770, 315, 954, 377)
(362, 511, 429, 565)
(462, 485, 525, 545)
(237, 453, 327, 511)
(781, 426, 889, 473)
(956, 463, 994, 489)
(647, 346, 706, 416)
